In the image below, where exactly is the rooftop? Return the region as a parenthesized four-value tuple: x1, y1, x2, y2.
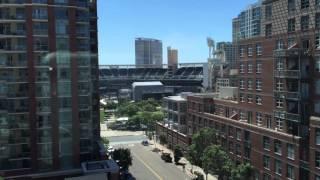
(132, 81, 163, 87)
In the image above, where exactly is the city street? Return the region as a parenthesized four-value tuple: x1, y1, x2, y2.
(115, 143, 190, 180)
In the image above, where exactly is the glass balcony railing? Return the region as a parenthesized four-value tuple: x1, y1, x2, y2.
(0, 14, 26, 20)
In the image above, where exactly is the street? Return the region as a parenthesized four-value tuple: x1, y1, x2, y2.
(108, 135, 147, 145)
(115, 143, 190, 180)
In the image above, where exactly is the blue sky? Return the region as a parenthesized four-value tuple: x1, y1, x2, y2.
(98, 0, 258, 65)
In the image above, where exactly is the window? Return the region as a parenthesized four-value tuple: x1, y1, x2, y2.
(247, 111, 252, 124)
(240, 79, 245, 89)
(276, 61, 284, 70)
(56, 20, 68, 35)
(316, 128, 320, 145)
(247, 94, 253, 103)
(256, 96, 262, 105)
(256, 112, 262, 126)
(276, 39, 284, 49)
(256, 79, 262, 91)
(274, 140, 282, 155)
(287, 144, 295, 160)
(301, 0, 309, 9)
(248, 64, 253, 73)
(256, 43, 262, 56)
(256, 63, 262, 73)
(317, 0, 320, 6)
(240, 47, 244, 57)
(236, 129, 241, 140)
(235, 144, 241, 155)
(301, 16, 309, 31)
(288, 0, 296, 12)
(266, 115, 272, 129)
(32, 8, 48, 19)
(316, 34, 320, 49)
(265, 5, 272, 20)
(316, 151, 320, 168)
(316, 13, 320, 29)
(287, 164, 294, 180)
(240, 111, 246, 121)
(263, 155, 270, 169)
(276, 79, 284, 91)
(288, 37, 296, 48)
(265, 24, 272, 38)
(288, 18, 295, 32)
(276, 118, 284, 130)
(248, 79, 253, 90)
(276, 99, 284, 108)
(263, 136, 270, 150)
(228, 126, 234, 137)
(229, 141, 234, 153)
(240, 94, 245, 102)
(248, 46, 253, 57)
(240, 63, 244, 73)
(263, 173, 271, 180)
(275, 160, 282, 175)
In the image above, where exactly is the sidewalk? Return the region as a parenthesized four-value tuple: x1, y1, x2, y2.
(150, 141, 217, 180)
(100, 124, 144, 137)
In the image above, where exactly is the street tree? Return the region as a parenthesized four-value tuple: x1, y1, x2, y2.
(112, 148, 132, 171)
(173, 145, 183, 164)
(231, 163, 254, 180)
(187, 128, 217, 167)
(201, 145, 232, 180)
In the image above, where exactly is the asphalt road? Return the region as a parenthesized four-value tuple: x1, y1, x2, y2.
(109, 135, 147, 145)
(115, 143, 190, 180)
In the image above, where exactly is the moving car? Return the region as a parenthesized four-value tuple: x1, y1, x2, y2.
(141, 140, 149, 146)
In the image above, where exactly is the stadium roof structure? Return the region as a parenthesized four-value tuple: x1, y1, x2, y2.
(132, 81, 163, 87)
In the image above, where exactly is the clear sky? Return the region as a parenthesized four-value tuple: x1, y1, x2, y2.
(97, 0, 258, 65)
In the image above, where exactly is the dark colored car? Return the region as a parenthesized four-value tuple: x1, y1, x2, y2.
(161, 152, 172, 163)
(141, 140, 149, 146)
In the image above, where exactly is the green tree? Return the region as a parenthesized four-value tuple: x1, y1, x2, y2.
(151, 111, 164, 121)
(201, 145, 232, 180)
(159, 134, 167, 145)
(101, 137, 109, 146)
(231, 163, 253, 180)
(112, 148, 132, 171)
(174, 145, 183, 164)
(187, 128, 217, 167)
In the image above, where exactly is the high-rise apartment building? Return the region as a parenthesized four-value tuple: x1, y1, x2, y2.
(216, 42, 237, 67)
(233, 1, 262, 41)
(135, 38, 163, 67)
(167, 46, 178, 68)
(0, 0, 100, 178)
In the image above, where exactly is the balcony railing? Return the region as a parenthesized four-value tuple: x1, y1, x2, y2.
(274, 91, 300, 100)
(0, 14, 25, 20)
(0, 30, 26, 36)
(274, 110, 301, 122)
(274, 70, 300, 79)
(273, 49, 302, 57)
(0, 45, 26, 51)
(0, 0, 25, 4)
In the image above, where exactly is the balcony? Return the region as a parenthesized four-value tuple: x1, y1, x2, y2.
(274, 70, 300, 79)
(274, 91, 300, 100)
(273, 49, 302, 57)
(274, 110, 301, 122)
(0, 0, 25, 4)
(0, 13, 25, 20)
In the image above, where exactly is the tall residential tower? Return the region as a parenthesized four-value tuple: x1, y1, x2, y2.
(0, 0, 100, 178)
(135, 38, 163, 67)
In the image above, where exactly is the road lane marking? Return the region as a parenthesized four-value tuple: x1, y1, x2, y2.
(131, 151, 163, 180)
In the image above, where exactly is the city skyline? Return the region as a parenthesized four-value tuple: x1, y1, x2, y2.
(98, 0, 258, 65)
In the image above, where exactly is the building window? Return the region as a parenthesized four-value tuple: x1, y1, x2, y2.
(263, 136, 270, 150)
(240, 79, 245, 89)
(276, 99, 284, 108)
(301, 15, 309, 31)
(256, 43, 262, 56)
(265, 5, 272, 20)
(266, 115, 272, 129)
(265, 24, 272, 38)
(240, 63, 245, 73)
(236, 129, 241, 140)
(256, 112, 262, 126)
(240, 47, 244, 57)
(316, 13, 320, 29)
(276, 118, 284, 130)
(248, 64, 253, 73)
(229, 141, 234, 153)
(316, 34, 320, 49)
(235, 144, 241, 155)
(287, 164, 294, 180)
(256, 96, 262, 105)
(263, 174, 271, 180)
(276, 61, 284, 70)
(247, 94, 253, 103)
(256, 63, 262, 73)
(240, 111, 246, 121)
(287, 144, 295, 160)
(288, 18, 296, 32)
(316, 128, 320, 145)
(301, 0, 309, 9)
(276, 79, 284, 91)
(275, 160, 282, 175)
(274, 140, 282, 155)
(248, 79, 253, 90)
(276, 39, 284, 49)
(248, 46, 253, 57)
(316, 151, 320, 168)
(256, 79, 262, 91)
(228, 126, 234, 137)
(240, 94, 245, 102)
(263, 155, 270, 169)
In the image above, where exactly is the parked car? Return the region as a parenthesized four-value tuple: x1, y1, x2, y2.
(141, 140, 149, 146)
(161, 152, 172, 163)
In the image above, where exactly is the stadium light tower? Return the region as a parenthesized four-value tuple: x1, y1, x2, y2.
(207, 37, 215, 59)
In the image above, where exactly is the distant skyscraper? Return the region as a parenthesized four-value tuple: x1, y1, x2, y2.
(233, 1, 262, 41)
(0, 0, 100, 178)
(216, 42, 237, 67)
(167, 46, 178, 68)
(135, 38, 163, 67)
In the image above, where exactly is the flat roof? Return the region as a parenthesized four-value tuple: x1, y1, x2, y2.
(165, 96, 186, 102)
